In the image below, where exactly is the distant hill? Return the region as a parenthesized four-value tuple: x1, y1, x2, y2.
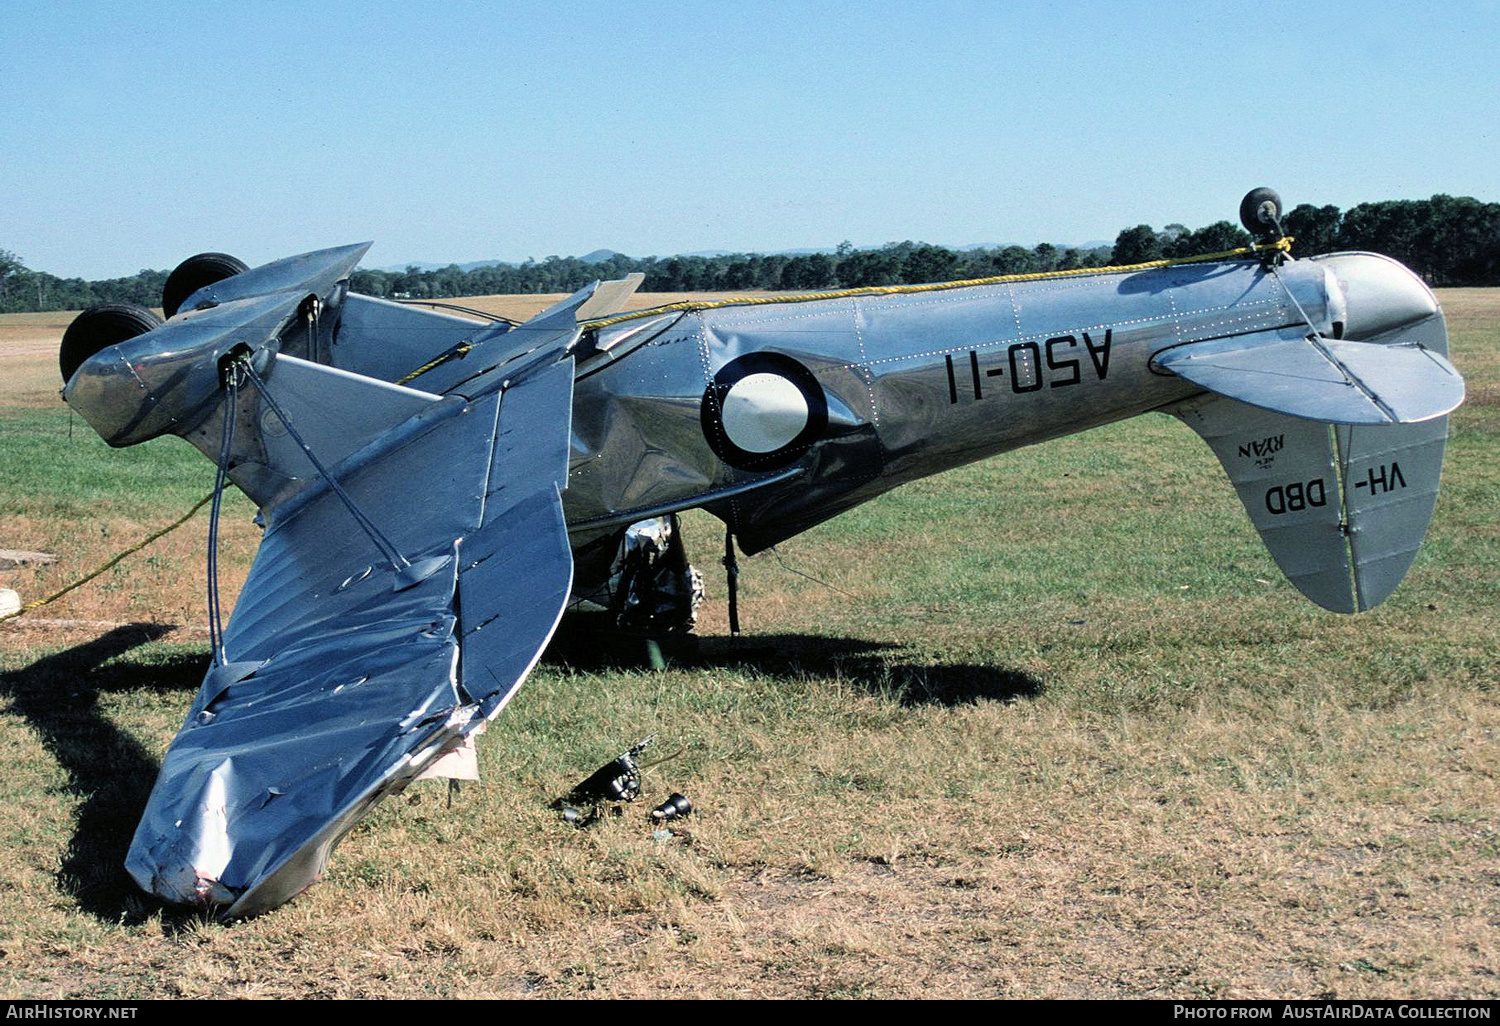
(376, 259, 515, 273)
(379, 251, 623, 272)
(381, 242, 1114, 270)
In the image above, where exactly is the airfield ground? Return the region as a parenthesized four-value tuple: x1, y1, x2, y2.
(0, 290, 1495, 999)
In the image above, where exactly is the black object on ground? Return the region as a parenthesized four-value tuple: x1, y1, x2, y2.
(650, 792, 692, 822)
(560, 735, 655, 805)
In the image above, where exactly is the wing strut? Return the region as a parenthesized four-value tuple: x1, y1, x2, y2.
(241, 357, 448, 590)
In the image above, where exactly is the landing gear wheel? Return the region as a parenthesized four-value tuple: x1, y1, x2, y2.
(59, 304, 164, 383)
(1239, 187, 1284, 237)
(161, 252, 249, 318)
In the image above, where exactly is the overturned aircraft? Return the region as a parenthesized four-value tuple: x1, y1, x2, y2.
(57, 189, 1464, 916)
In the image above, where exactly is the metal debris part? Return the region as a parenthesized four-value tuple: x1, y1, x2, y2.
(563, 736, 655, 805)
(649, 793, 692, 822)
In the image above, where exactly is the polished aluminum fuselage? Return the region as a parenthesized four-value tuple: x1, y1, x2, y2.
(57, 251, 1361, 563)
(565, 257, 1339, 553)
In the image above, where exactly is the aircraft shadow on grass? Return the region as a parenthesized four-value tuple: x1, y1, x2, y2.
(548, 628, 1046, 708)
(0, 625, 205, 927)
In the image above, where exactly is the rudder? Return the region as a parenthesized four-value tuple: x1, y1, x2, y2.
(1171, 395, 1448, 612)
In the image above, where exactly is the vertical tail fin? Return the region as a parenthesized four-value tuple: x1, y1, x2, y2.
(1166, 275, 1456, 613)
(1171, 394, 1447, 612)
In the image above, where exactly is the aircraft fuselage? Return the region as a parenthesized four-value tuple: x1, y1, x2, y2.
(563, 255, 1342, 555)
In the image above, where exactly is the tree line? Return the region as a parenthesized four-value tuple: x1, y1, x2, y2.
(3, 194, 1495, 314)
(0, 253, 170, 314)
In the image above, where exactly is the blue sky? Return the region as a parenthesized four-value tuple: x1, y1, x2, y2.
(4, 0, 1496, 277)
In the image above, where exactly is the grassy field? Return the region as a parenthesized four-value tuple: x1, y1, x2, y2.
(0, 290, 1495, 999)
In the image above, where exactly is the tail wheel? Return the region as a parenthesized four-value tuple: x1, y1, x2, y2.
(1239, 187, 1285, 237)
(59, 304, 164, 383)
(162, 252, 249, 318)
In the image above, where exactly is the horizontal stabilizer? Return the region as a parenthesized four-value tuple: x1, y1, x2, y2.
(1153, 325, 1463, 425)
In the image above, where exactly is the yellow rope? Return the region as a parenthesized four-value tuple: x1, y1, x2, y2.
(581, 237, 1295, 331)
(395, 345, 473, 387)
(0, 491, 216, 624)
(399, 237, 1292, 385)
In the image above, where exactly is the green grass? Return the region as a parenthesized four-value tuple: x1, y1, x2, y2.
(0, 411, 216, 516)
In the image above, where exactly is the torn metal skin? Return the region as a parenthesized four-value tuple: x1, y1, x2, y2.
(58, 213, 1463, 917)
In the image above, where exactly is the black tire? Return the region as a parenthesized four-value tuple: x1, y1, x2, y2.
(1239, 187, 1284, 235)
(161, 251, 248, 318)
(59, 304, 164, 383)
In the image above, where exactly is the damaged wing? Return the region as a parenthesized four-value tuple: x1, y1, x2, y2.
(126, 346, 575, 917)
